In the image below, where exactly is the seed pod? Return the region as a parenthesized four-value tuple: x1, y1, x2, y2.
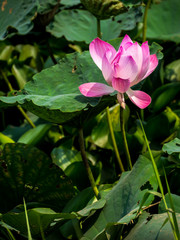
(80, 0, 127, 20)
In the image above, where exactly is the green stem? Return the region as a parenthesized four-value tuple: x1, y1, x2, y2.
(3, 222, 16, 240)
(97, 18, 101, 38)
(140, 108, 144, 122)
(142, 0, 151, 42)
(163, 168, 180, 239)
(23, 198, 32, 240)
(1, 70, 13, 92)
(1, 70, 36, 129)
(17, 105, 36, 128)
(78, 128, 100, 199)
(106, 107, 125, 172)
(120, 107, 132, 170)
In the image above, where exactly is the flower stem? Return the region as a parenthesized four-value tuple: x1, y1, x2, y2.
(78, 128, 100, 199)
(97, 18, 101, 38)
(96, 19, 124, 172)
(1, 70, 36, 129)
(120, 107, 132, 170)
(140, 108, 144, 121)
(142, 0, 151, 42)
(106, 107, 125, 172)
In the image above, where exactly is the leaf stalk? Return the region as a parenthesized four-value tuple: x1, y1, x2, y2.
(23, 198, 33, 240)
(78, 128, 100, 199)
(1, 70, 36, 129)
(97, 18, 101, 38)
(142, 0, 151, 42)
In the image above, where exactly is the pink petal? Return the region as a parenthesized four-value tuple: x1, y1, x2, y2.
(126, 88, 151, 109)
(102, 51, 113, 85)
(79, 82, 114, 97)
(114, 55, 138, 82)
(89, 38, 116, 70)
(131, 41, 150, 86)
(142, 54, 158, 80)
(123, 42, 133, 50)
(112, 77, 130, 93)
(111, 46, 123, 65)
(125, 42, 143, 74)
(139, 42, 150, 78)
(119, 34, 133, 49)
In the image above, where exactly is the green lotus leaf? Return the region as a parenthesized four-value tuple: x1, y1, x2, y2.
(47, 8, 142, 44)
(17, 123, 52, 145)
(147, 0, 180, 43)
(77, 199, 106, 217)
(2, 207, 76, 238)
(0, 0, 36, 40)
(162, 138, 180, 155)
(145, 108, 179, 142)
(37, 0, 60, 14)
(82, 155, 158, 239)
(0, 51, 116, 126)
(159, 193, 180, 214)
(124, 212, 180, 240)
(165, 59, 180, 82)
(150, 83, 180, 113)
(51, 147, 82, 171)
(61, 0, 80, 6)
(0, 143, 75, 213)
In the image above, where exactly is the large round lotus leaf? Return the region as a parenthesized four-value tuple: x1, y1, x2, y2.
(146, 0, 180, 43)
(82, 155, 158, 239)
(47, 8, 142, 43)
(0, 143, 75, 213)
(0, 51, 116, 126)
(124, 212, 180, 240)
(0, 0, 36, 40)
(37, 0, 59, 14)
(2, 208, 76, 238)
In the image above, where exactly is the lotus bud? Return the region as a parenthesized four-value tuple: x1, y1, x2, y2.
(80, 0, 127, 20)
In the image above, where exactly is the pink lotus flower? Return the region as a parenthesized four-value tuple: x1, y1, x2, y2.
(79, 35, 158, 109)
